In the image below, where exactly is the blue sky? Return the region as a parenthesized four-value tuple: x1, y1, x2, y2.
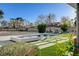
(0, 3, 76, 23)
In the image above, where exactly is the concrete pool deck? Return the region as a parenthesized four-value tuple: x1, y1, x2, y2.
(0, 33, 68, 49)
(0, 33, 41, 41)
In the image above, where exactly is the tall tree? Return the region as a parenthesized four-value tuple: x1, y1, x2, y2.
(36, 15, 46, 24)
(10, 17, 24, 29)
(46, 14, 56, 32)
(60, 16, 72, 32)
(16, 17, 24, 28)
(1, 20, 8, 27)
(0, 10, 4, 19)
(61, 16, 71, 27)
(36, 14, 56, 32)
(10, 18, 16, 28)
(0, 10, 4, 29)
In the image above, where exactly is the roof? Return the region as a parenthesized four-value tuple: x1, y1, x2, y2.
(67, 3, 77, 9)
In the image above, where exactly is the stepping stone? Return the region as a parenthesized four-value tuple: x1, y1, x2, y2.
(38, 43, 56, 49)
(30, 41, 42, 44)
(57, 40, 68, 43)
(38, 39, 68, 49)
(35, 42, 49, 46)
(45, 40, 56, 43)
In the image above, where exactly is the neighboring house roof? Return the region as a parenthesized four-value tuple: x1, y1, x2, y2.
(48, 22, 61, 27)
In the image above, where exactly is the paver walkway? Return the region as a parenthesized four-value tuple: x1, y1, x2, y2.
(30, 36, 68, 49)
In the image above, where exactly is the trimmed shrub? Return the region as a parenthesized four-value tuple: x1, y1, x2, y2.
(37, 23, 47, 33)
(61, 23, 69, 32)
(0, 43, 38, 56)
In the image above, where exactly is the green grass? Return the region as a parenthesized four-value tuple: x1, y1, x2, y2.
(58, 33, 73, 38)
(44, 33, 73, 43)
(38, 42, 68, 56)
(37, 33, 74, 56)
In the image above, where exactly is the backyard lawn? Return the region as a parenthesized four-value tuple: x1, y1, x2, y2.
(0, 33, 75, 56)
(38, 41, 73, 56)
(38, 33, 74, 56)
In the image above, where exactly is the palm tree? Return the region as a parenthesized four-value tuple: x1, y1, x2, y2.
(16, 17, 24, 28)
(10, 18, 16, 28)
(10, 17, 24, 29)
